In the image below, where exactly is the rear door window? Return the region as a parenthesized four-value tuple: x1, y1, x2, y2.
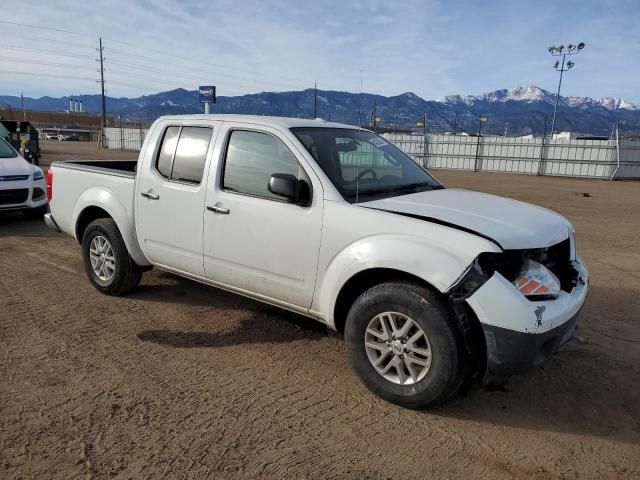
(156, 127, 180, 178)
(171, 127, 212, 184)
(155, 126, 212, 184)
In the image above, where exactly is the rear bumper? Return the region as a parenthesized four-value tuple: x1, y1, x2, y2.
(44, 213, 61, 232)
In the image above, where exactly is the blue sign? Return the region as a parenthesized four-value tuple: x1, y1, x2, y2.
(199, 86, 216, 103)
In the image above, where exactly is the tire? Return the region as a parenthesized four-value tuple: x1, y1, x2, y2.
(23, 204, 48, 219)
(345, 282, 466, 409)
(81, 218, 142, 296)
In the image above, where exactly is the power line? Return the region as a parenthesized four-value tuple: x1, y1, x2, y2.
(0, 56, 94, 70)
(0, 19, 313, 87)
(0, 20, 353, 104)
(105, 45, 309, 84)
(0, 33, 94, 48)
(0, 44, 95, 59)
(107, 57, 303, 91)
(106, 51, 308, 89)
(106, 69, 248, 96)
(0, 70, 95, 82)
(0, 20, 95, 37)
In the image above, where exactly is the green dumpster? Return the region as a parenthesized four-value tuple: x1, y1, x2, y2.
(0, 120, 41, 165)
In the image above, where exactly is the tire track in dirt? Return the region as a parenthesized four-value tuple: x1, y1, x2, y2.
(2, 203, 640, 480)
(1, 238, 528, 479)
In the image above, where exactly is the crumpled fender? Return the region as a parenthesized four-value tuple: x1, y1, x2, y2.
(312, 233, 500, 329)
(73, 186, 149, 266)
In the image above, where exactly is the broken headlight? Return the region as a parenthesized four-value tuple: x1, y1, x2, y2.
(476, 252, 562, 300)
(513, 259, 561, 299)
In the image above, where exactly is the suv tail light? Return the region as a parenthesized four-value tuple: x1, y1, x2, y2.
(46, 169, 53, 201)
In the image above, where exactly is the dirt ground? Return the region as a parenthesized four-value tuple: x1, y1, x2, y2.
(1, 142, 639, 479)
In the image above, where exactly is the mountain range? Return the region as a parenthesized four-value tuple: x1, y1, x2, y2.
(1, 85, 638, 135)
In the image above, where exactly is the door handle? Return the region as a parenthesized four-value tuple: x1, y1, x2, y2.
(141, 191, 160, 200)
(206, 205, 230, 214)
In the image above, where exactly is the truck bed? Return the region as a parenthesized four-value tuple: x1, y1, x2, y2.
(49, 159, 137, 241)
(56, 160, 138, 178)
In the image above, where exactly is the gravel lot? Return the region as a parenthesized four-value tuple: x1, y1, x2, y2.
(1, 142, 639, 479)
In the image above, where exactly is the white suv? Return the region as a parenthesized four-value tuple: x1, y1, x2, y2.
(0, 137, 48, 218)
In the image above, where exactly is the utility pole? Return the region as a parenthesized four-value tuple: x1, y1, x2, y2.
(393, 114, 398, 132)
(538, 114, 549, 175)
(422, 113, 428, 167)
(504, 122, 510, 137)
(474, 115, 487, 172)
(98, 37, 107, 148)
(372, 97, 377, 129)
(21, 92, 25, 121)
(139, 115, 143, 150)
(313, 82, 317, 118)
(358, 68, 363, 126)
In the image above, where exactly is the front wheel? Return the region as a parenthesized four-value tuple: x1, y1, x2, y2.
(345, 282, 466, 408)
(82, 218, 142, 296)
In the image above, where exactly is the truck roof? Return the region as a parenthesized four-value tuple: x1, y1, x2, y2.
(156, 114, 361, 130)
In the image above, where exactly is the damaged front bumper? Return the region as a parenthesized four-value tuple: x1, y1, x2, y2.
(465, 256, 589, 378)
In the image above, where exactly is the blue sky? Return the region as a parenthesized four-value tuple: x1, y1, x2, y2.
(1, 0, 639, 102)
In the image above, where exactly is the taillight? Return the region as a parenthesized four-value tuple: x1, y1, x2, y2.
(46, 169, 53, 201)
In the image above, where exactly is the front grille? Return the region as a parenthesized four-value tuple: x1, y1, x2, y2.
(0, 189, 29, 205)
(0, 175, 29, 181)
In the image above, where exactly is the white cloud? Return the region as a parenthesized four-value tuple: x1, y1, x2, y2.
(0, 0, 638, 103)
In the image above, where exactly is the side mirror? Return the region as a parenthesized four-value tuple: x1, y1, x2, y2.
(268, 173, 311, 206)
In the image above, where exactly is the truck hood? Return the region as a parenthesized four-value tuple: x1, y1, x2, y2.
(359, 189, 571, 250)
(0, 155, 34, 177)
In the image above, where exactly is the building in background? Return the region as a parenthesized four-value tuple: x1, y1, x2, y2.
(0, 108, 117, 142)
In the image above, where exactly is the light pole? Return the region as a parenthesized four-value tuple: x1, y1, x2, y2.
(548, 42, 585, 137)
(474, 115, 488, 172)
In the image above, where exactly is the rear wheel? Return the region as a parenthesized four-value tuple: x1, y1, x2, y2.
(82, 218, 142, 295)
(345, 282, 466, 408)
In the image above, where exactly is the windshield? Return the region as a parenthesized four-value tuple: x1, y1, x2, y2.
(291, 127, 442, 203)
(0, 138, 18, 158)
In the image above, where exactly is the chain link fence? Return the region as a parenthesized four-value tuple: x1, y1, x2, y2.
(383, 133, 640, 180)
(102, 125, 640, 180)
(104, 126, 149, 151)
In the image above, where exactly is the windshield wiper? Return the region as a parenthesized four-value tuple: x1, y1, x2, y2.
(348, 182, 442, 200)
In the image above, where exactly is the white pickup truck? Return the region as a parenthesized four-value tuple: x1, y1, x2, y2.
(45, 115, 588, 408)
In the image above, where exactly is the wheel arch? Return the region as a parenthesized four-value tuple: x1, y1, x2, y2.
(333, 266, 488, 382)
(333, 268, 441, 334)
(75, 205, 111, 242)
(73, 188, 149, 267)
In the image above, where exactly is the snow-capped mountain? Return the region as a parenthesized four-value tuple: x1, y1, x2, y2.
(441, 85, 639, 111)
(1, 85, 639, 135)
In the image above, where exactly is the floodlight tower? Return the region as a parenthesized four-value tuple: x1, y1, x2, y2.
(547, 42, 585, 137)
